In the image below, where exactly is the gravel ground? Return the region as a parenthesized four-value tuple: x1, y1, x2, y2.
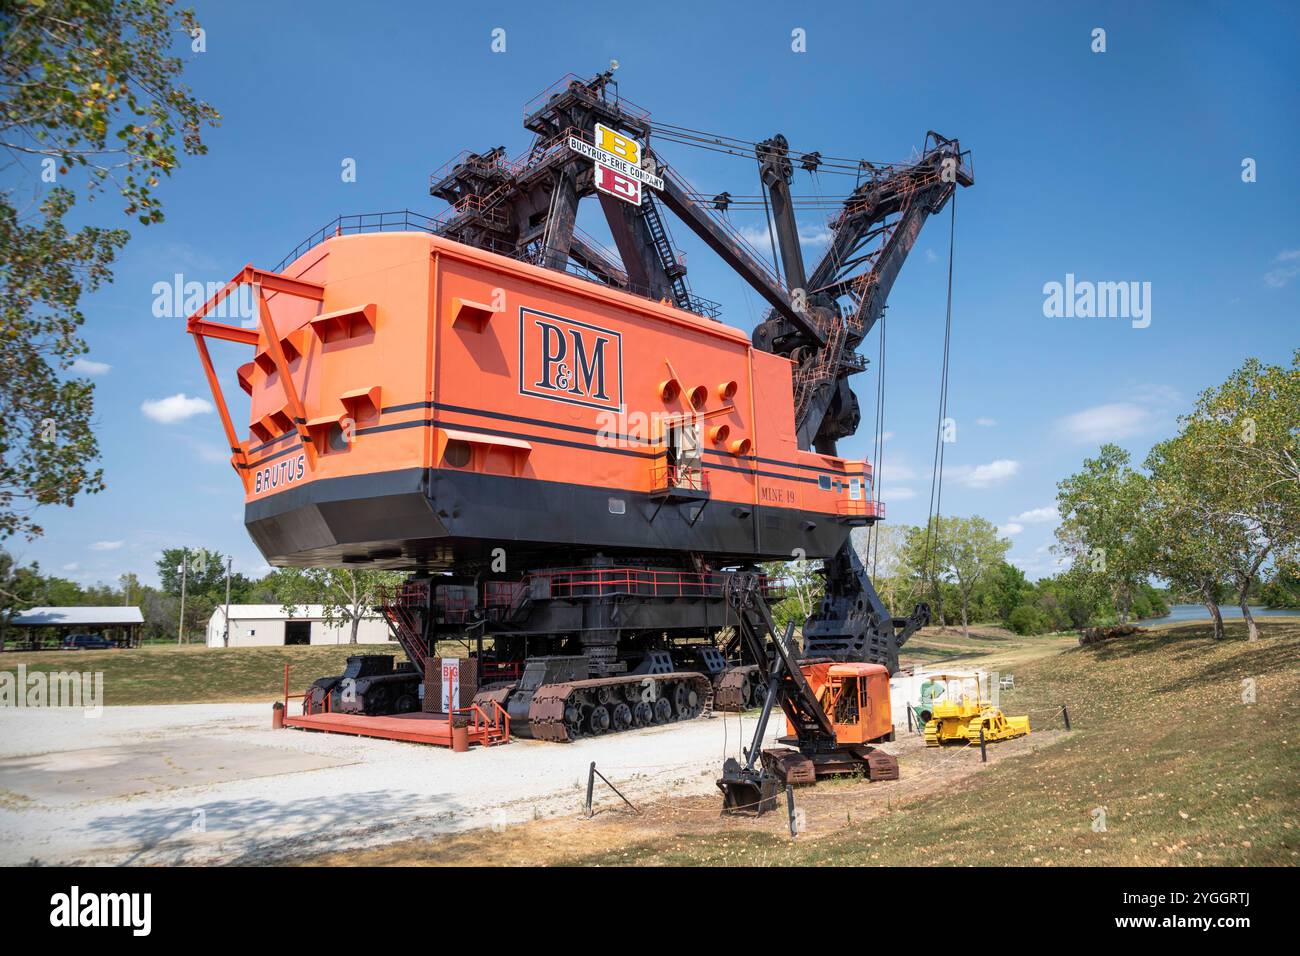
(0, 701, 785, 865)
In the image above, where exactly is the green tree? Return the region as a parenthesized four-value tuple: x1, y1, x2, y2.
(1175, 356, 1300, 640)
(855, 524, 920, 617)
(1055, 444, 1154, 622)
(0, 549, 44, 646)
(272, 568, 404, 645)
(0, 0, 219, 539)
(978, 560, 1033, 625)
(1144, 436, 1233, 640)
(1191, 352, 1300, 501)
(763, 556, 824, 632)
(1260, 563, 1300, 609)
(155, 547, 250, 642)
(907, 515, 1009, 638)
(1039, 566, 1113, 630)
(1007, 603, 1051, 636)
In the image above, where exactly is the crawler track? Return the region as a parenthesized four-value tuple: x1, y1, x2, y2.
(714, 664, 762, 711)
(526, 671, 713, 742)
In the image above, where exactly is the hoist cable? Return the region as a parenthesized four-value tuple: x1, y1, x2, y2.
(921, 192, 958, 609)
(871, 311, 887, 579)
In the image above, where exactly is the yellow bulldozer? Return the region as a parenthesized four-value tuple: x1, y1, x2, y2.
(920, 673, 1030, 747)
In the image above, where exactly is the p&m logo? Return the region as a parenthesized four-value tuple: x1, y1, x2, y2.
(518, 307, 623, 412)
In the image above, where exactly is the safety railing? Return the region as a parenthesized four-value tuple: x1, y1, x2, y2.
(274, 210, 440, 272)
(282, 663, 306, 711)
(379, 581, 430, 670)
(497, 568, 785, 603)
(522, 73, 652, 125)
(650, 461, 709, 496)
(836, 499, 886, 519)
(455, 699, 510, 744)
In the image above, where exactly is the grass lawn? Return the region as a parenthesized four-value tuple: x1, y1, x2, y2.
(0, 642, 408, 705)
(902, 623, 1078, 671)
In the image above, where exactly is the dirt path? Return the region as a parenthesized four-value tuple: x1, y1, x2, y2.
(301, 729, 1063, 866)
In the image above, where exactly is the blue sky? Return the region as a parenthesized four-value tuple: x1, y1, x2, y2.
(9, 0, 1298, 586)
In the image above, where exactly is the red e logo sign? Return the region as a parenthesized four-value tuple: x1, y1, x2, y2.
(595, 163, 641, 205)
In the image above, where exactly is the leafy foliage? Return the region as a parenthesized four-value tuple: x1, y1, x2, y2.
(0, 0, 219, 538)
(1054, 444, 1154, 622)
(902, 515, 1009, 637)
(270, 567, 405, 644)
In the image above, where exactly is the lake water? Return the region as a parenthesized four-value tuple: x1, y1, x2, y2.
(1137, 603, 1300, 625)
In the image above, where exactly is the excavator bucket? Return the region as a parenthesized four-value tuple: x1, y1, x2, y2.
(717, 758, 779, 815)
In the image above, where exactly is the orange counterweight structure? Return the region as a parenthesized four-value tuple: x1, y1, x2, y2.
(188, 231, 878, 571)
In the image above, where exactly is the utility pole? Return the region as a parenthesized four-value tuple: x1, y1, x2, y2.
(177, 548, 188, 645)
(223, 556, 232, 647)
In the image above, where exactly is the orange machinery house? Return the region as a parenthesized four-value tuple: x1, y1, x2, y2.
(188, 230, 881, 572)
(793, 661, 894, 745)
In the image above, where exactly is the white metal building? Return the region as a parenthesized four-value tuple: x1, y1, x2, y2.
(205, 605, 395, 648)
(6, 606, 144, 648)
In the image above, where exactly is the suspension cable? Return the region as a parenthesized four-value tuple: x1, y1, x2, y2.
(871, 310, 887, 578)
(758, 175, 781, 277)
(921, 192, 958, 609)
(649, 120, 910, 175)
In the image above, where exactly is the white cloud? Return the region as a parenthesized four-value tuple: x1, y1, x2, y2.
(884, 486, 916, 500)
(1012, 505, 1058, 524)
(877, 461, 917, 483)
(948, 459, 1020, 488)
(61, 562, 80, 572)
(71, 358, 112, 376)
(998, 522, 1024, 537)
(89, 540, 124, 551)
(1055, 402, 1151, 443)
(735, 221, 834, 251)
(142, 393, 213, 424)
(1264, 248, 1300, 288)
(879, 431, 894, 443)
(975, 417, 996, 427)
(925, 248, 938, 263)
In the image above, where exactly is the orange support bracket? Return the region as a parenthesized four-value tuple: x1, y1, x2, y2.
(191, 330, 252, 490)
(256, 284, 316, 468)
(185, 263, 328, 484)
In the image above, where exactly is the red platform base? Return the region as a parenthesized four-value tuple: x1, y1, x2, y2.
(284, 710, 509, 748)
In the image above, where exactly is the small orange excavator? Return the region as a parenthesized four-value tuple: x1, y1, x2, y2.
(718, 575, 898, 813)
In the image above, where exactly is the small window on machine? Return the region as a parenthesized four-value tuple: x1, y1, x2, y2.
(444, 439, 471, 468)
(608, 497, 626, 515)
(818, 475, 831, 491)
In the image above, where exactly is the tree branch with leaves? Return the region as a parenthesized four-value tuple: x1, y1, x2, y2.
(0, 0, 218, 538)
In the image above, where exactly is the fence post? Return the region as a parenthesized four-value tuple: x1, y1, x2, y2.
(979, 726, 987, 763)
(786, 784, 798, 839)
(585, 761, 596, 817)
(1062, 704, 1071, 731)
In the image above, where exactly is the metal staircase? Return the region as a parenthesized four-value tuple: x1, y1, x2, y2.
(379, 581, 430, 674)
(638, 193, 692, 310)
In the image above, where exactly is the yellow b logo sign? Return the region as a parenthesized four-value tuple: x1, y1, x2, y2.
(595, 123, 638, 165)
